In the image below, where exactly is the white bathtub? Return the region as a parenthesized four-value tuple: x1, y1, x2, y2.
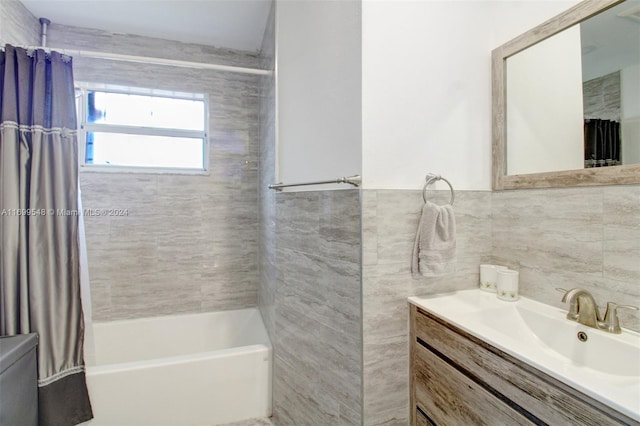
(82, 308, 272, 426)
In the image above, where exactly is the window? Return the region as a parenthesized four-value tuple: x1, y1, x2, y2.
(76, 84, 208, 172)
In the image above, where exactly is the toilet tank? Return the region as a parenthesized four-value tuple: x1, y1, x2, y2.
(0, 333, 38, 426)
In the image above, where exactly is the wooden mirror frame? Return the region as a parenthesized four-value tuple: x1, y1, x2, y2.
(492, 0, 640, 190)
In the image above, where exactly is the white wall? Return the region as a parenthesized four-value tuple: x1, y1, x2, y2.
(506, 26, 584, 175)
(275, 0, 580, 191)
(361, 0, 579, 190)
(276, 0, 362, 191)
(622, 64, 640, 120)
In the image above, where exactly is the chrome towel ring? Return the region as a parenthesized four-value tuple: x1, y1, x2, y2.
(422, 174, 455, 206)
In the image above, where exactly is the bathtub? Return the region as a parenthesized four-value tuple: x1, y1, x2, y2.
(83, 308, 272, 426)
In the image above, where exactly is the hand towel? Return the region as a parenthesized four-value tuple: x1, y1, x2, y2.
(411, 201, 456, 277)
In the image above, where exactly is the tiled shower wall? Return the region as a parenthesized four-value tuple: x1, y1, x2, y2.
(583, 71, 620, 120)
(258, 6, 362, 422)
(273, 190, 362, 425)
(258, 2, 277, 343)
(0, 0, 39, 46)
(47, 24, 262, 320)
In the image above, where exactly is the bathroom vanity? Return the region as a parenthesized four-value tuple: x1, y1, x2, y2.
(409, 291, 640, 426)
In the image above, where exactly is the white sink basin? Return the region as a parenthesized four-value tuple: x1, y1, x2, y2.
(409, 290, 640, 421)
(516, 304, 639, 377)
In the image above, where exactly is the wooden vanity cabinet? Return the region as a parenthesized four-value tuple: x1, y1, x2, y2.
(409, 304, 639, 426)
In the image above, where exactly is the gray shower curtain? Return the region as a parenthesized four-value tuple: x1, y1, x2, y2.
(0, 45, 93, 425)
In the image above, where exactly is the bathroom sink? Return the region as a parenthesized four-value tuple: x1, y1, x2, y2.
(452, 301, 640, 377)
(515, 304, 640, 377)
(409, 290, 640, 421)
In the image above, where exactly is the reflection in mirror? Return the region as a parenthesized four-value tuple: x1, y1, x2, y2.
(493, 0, 640, 189)
(581, 1, 640, 168)
(503, 0, 640, 177)
(506, 25, 585, 175)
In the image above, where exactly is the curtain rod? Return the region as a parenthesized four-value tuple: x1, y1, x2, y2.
(5, 45, 272, 76)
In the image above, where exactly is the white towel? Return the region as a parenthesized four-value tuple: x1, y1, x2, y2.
(411, 201, 456, 277)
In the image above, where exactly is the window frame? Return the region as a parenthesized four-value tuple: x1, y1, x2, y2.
(75, 82, 210, 175)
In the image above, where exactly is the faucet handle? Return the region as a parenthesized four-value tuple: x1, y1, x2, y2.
(602, 303, 639, 334)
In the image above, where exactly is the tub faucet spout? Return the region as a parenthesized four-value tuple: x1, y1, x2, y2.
(561, 288, 601, 329)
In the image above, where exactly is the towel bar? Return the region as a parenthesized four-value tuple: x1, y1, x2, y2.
(268, 175, 361, 191)
(422, 174, 455, 206)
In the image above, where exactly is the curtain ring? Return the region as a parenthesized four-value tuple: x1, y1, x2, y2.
(422, 174, 455, 206)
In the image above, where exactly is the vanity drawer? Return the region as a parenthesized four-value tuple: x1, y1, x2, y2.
(414, 341, 531, 425)
(411, 305, 634, 426)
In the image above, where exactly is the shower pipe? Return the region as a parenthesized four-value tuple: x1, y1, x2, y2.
(268, 175, 362, 191)
(39, 18, 50, 47)
(9, 17, 272, 76)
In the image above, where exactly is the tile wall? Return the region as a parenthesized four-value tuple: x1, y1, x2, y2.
(257, 10, 364, 418)
(583, 71, 620, 120)
(258, 2, 277, 343)
(493, 185, 640, 332)
(361, 189, 493, 425)
(259, 175, 638, 426)
(273, 190, 362, 425)
(46, 24, 263, 320)
(0, 0, 39, 46)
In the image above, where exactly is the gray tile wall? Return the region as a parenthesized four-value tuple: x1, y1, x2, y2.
(0, 0, 40, 46)
(273, 190, 362, 425)
(48, 24, 262, 320)
(492, 185, 640, 332)
(47, 23, 262, 69)
(259, 1, 277, 344)
(259, 7, 364, 422)
(583, 71, 621, 121)
(361, 189, 493, 425)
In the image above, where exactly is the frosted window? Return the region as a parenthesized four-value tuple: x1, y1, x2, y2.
(87, 133, 204, 169)
(78, 85, 207, 172)
(87, 92, 205, 131)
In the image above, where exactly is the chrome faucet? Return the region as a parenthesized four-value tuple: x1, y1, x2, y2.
(558, 288, 639, 334)
(561, 288, 601, 328)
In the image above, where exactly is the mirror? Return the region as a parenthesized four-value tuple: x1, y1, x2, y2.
(492, 0, 640, 190)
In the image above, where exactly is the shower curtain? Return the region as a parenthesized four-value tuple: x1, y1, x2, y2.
(0, 45, 93, 425)
(584, 118, 621, 167)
